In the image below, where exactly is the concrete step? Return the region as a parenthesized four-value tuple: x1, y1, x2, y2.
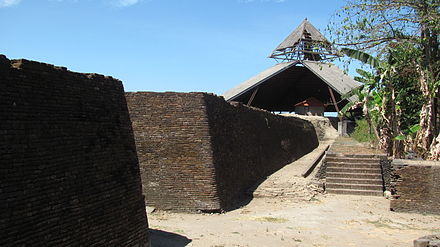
(326, 167, 382, 174)
(326, 162, 381, 169)
(326, 172, 382, 180)
(325, 157, 380, 163)
(326, 188, 383, 196)
(326, 182, 383, 191)
(326, 153, 386, 159)
(325, 148, 385, 197)
(326, 177, 383, 185)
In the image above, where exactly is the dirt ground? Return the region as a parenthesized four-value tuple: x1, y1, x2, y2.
(149, 195, 440, 247)
(148, 141, 439, 247)
(148, 126, 439, 247)
(149, 194, 440, 247)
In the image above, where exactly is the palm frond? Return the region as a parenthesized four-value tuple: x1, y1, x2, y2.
(341, 48, 381, 69)
(341, 86, 362, 100)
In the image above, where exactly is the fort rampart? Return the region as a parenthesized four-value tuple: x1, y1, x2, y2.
(126, 92, 319, 212)
(0, 55, 150, 246)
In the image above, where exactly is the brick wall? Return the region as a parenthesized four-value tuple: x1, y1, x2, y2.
(0, 55, 150, 246)
(381, 158, 392, 192)
(390, 159, 440, 214)
(205, 97, 319, 210)
(126, 92, 319, 212)
(126, 92, 220, 211)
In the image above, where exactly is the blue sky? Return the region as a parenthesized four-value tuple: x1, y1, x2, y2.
(0, 0, 346, 94)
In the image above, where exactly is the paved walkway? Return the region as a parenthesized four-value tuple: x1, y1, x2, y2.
(329, 137, 386, 155)
(250, 136, 385, 201)
(251, 140, 333, 201)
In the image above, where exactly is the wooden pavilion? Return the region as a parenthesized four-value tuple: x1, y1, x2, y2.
(223, 19, 360, 115)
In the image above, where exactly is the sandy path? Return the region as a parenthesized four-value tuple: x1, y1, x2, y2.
(148, 140, 440, 247)
(149, 195, 440, 247)
(251, 140, 332, 200)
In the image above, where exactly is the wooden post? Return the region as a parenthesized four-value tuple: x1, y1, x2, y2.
(328, 86, 342, 120)
(247, 87, 260, 106)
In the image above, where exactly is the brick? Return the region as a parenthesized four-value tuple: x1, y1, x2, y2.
(390, 159, 440, 215)
(0, 55, 149, 246)
(126, 92, 319, 212)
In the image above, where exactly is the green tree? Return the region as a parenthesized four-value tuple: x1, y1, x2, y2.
(341, 48, 404, 157)
(330, 0, 439, 159)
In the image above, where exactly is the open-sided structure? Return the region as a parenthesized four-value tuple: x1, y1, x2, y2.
(294, 97, 325, 116)
(223, 19, 360, 114)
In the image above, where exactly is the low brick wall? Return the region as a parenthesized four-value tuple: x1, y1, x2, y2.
(126, 92, 319, 212)
(390, 159, 440, 214)
(0, 55, 149, 246)
(381, 158, 392, 192)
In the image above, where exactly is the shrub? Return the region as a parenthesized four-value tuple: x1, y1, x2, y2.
(350, 119, 377, 143)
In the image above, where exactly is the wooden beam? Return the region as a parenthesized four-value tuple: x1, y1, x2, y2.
(247, 87, 259, 106)
(276, 50, 339, 56)
(328, 86, 342, 120)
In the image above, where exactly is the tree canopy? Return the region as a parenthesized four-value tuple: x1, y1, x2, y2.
(330, 0, 439, 53)
(329, 0, 439, 159)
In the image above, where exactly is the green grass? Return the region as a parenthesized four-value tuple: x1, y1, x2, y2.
(259, 217, 288, 223)
(365, 218, 439, 231)
(238, 216, 289, 223)
(350, 119, 377, 143)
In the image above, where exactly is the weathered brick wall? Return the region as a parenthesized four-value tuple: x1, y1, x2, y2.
(381, 158, 393, 192)
(205, 98, 319, 210)
(125, 92, 220, 211)
(0, 55, 149, 246)
(390, 159, 440, 215)
(126, 92, 318, 212)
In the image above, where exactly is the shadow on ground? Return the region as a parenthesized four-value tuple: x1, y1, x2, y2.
(149, 229, 192, 247)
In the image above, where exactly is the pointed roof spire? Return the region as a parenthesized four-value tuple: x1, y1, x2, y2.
(269, 18, 338, 62)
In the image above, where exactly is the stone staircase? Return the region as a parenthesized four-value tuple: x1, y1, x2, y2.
(325, 153, 385, 196)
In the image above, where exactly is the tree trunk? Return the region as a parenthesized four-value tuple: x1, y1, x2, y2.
(429, 133, 440, 160)
(363, 97, 380, 142)
(379, 83, 394, 156)
(414, 68, 434, 158)
(414, 17, 439, 159)
(392, 88, 404, 159)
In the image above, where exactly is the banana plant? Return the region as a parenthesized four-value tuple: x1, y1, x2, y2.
(341, 67, 381, 141)
(341, 48, 400, 156)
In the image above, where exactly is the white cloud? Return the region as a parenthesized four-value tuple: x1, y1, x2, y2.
(0, 0, 21, 8)
(114, 0, 139, 7)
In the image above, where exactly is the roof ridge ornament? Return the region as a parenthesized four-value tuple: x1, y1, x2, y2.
(269, 18, 339, 63)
